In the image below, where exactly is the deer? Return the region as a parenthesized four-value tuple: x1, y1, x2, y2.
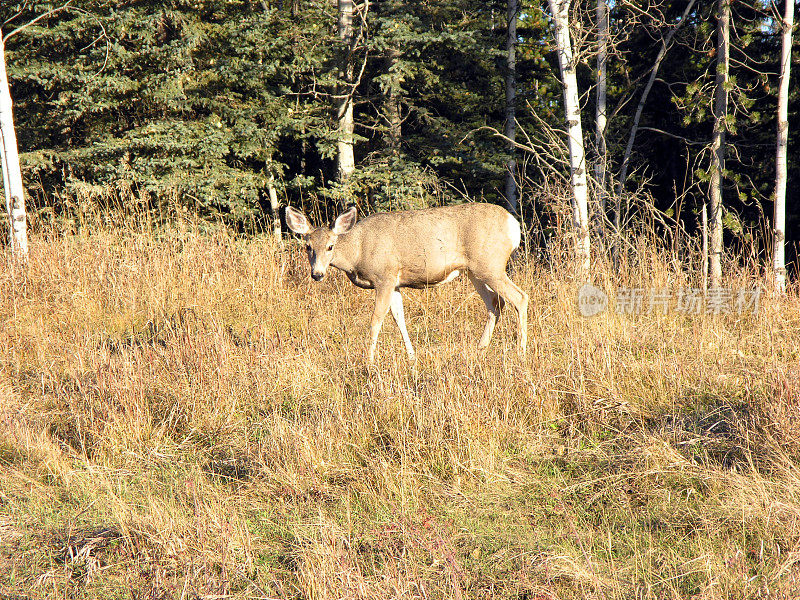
(285, 202, 528, 363)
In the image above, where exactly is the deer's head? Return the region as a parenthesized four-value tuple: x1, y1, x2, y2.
(286, 206, 357, 281)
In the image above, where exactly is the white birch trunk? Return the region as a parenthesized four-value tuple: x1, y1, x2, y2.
(774, 0, 793, 294)
(595, 0, 608, 236)
(709, 0, 729, 288)
(337, 0, 355, 182)
(505, 0, 518, 214)
(701, 202, 708, 292)
(0, 31, 28, 257)
(548, 0, 590, 275)
(266, 167, 281, 242)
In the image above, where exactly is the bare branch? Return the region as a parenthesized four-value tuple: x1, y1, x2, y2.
(638, 126, 707, 145)
(615, 0, 698, 197)
(3, 0, 75, 42)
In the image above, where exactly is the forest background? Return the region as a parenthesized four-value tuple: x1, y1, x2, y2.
(2, 0, 797, 267)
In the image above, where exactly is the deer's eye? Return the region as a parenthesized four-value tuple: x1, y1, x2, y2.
(327, 244, 334, 251)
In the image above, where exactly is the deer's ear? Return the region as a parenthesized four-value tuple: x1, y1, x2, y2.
(333, 206, 357, 235)
(286, 206, 311, 235)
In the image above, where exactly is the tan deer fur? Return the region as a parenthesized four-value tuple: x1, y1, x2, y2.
(285, 203, 528, 362)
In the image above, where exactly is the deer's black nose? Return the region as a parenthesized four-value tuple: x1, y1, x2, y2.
(312, 273, 324, 281)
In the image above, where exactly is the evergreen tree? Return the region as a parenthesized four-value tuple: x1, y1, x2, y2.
(3, 0, 338, 221)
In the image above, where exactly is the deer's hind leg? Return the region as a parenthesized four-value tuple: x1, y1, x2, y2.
(483, 273, 528, 356)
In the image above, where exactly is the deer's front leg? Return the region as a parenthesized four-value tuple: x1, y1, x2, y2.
(390, 290, 415, 359)
(368, 285, 394, 363)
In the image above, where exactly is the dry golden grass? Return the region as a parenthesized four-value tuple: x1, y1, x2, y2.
(1, 211, 800, 599)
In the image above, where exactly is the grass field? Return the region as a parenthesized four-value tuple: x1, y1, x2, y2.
(2, 214, 800, 599)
